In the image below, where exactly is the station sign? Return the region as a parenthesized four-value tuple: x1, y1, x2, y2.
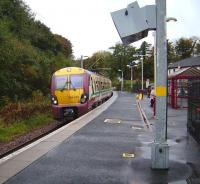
(111, 1, 156, 45)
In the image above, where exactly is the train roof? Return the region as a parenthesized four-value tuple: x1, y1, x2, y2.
(53, 67, 110, 80)
(54, 67, 85, 76)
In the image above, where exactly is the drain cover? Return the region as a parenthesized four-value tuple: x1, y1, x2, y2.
(122, 152, 135, 158)
(104, 118, 121, 124)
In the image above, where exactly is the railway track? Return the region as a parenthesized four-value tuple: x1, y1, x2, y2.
(0, 119, 72, 159)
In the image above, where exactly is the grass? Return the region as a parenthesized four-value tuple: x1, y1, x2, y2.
(0, 113, 53, 143)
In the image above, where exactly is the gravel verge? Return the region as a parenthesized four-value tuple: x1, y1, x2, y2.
(0, 121, 62, 158)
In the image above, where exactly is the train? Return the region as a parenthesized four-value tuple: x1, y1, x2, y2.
(51, 67, 113, 120)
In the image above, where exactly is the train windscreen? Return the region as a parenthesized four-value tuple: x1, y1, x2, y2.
(55, 75, 83, 90)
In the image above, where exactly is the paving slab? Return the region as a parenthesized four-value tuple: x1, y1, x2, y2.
(0, 160, 31, 178)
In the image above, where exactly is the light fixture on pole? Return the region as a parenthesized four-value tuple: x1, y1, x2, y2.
(118, 69, 124, 92)
(80, 55, 88, 68)
(166, 17, 177, 22)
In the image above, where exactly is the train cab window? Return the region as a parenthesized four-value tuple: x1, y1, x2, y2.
(70, 75, 83, 89)
(55, 75, 68, 90)
(55, 75, 83, 90)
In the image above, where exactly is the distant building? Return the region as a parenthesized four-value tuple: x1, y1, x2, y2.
(168, 56, 200, 75)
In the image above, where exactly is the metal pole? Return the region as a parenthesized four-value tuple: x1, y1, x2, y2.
(131, 67, 133, 90)
(80, 55, 83, 68)
(122, 71, 124, 91)
(141, 57, 144, 90)
(153, 31, 157, 93)
(151, 0, 169, 169)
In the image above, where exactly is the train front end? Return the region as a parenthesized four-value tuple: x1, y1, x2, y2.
(51, 67, 89, 120)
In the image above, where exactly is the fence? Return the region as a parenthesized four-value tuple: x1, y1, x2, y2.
(187, 79, 200, 143)
(168, 79, 189, 108)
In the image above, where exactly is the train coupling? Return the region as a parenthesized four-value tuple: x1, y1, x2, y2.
(63, 108, 74, 117)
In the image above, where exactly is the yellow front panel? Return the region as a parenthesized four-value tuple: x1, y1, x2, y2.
(55, 67, 85, 76)
(55, 89, 83, 105)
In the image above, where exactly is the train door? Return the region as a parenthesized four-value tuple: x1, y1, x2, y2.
(89, 76, 93, 100)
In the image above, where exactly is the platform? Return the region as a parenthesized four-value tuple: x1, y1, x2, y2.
(0, 92, 200, 184)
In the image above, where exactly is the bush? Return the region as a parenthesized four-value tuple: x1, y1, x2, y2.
(0, 91, 51, 125)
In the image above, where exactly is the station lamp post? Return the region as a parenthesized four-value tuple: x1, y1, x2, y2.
(118, 69, 124, 92)
(127, 61, 137, 90)
(132, 56, 146, 91)
(80, 55, 88, 68)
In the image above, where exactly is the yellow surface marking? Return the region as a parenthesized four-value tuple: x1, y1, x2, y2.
(156, 86, 167, 96)
(122, 153, 135, 158)
(55, 89, 83, 105)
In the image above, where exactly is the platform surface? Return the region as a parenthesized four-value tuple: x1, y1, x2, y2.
(1, 92, 200, 184)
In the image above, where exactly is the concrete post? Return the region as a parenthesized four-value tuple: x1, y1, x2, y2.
(80, 55, 83, 68)
(131, 67, 133, 90)
(141, 57, 144, 90)
(153, 31, 157, 94)
(122, 71, 124, 91)
(151, 0, 169, 169)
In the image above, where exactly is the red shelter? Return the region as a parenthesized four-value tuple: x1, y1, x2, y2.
(168, 67, 200, 109)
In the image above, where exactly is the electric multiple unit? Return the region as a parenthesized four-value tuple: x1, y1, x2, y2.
(51, 67, 112, 120)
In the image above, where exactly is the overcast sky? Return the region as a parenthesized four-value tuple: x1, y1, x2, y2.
(24, 0, 200, 58)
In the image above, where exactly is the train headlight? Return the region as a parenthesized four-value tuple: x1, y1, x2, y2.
(53, 100, 58, 105)
(51, 95, 58, 105)
(80, 94, 88, 104)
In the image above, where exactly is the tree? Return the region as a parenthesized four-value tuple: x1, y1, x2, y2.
(54, 34, 72, 58)
(0, 0, 73, 104)
(136, 41, 154, 81)
(175, 38, 194, 59)
(194, 42, 200, 56)
(109, 43, 138, 80)
(167, 41, 178, 63)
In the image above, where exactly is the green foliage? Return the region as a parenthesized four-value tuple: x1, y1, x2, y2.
(54, 34, 72, 58)
(194, 42, 200, 55)
(167, 41, 178, 63)
(84, 51, 112, 77)
(0, 90, 53, 143)
(0, 91, 51, 124)
(0, 113, 52, 142)
(175, 38, 194, 59)
(0, 0, 73, 104)
(109, 43, 138, 80)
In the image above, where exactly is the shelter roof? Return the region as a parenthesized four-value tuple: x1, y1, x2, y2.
(168, 56, 200, 69)
(168, 67, 200, 79)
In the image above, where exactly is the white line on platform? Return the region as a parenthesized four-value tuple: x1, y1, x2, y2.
(136, 99, 152, 131)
